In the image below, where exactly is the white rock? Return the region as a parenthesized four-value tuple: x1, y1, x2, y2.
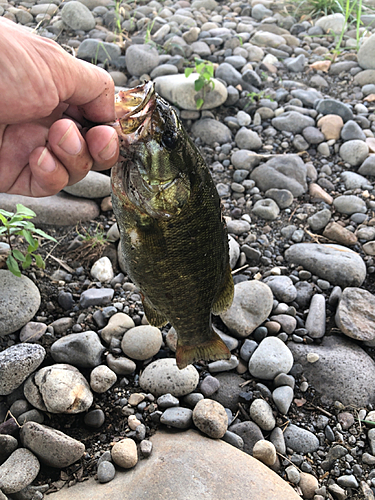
(249, 337, 294, 380)
(91, 256, 114, 282)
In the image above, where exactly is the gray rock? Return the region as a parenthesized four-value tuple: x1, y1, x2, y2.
(139, 358, 199, 397)
(97, 461, 116, 483)
(0, 193, 99, 226)
(249, 337, 294, 380)
(210, 372, 245, 412)
(150, 65, 178, 79)
(270, 427, 286, 455)
(0, 434, 18, 465)
(269, 314, 297, 334)
(61, 1, 95, 31)
(359, 155, 375, 176)
(0, 344, 45, 396)
(315, 99, 353, 122)
(339, 140, 369, 166)
(80, 288, 114, 308)
(0, 449, 40, 495)
(265, 188, 294, 209)
(200, 375, 220, 397)
(358, 33, 375, 70)
(285, 243, 366, 288)
(191, 119, 232, 146)
(0, 270, 41, 337)
(20, 422, 85, 468)
(90, 365, 117, 393)
(125, 44, 159, 76)
(305, 294, 326, 339)
(157, 394, 180, 409)
(19, 322, 47, 343)
(286, 54, 306, 73)
(44, 429, 300, 500)
(234, 128, 262, 150)
(251, 31, 286, 48)
(341, 171, 370, 190)
(220, 280, 273, 338)
(229, 421, 264, 455)
(192, 399, 228, 438)
(106, 354, 136, 375)
(160, 407, 193, 429)
(284, 424, 319, 454)
(291, 89, 322, 107)
(231, 150, 260, 171)
(252, 199, 280, 220)
(250, 155, 307, 197)
(315, 13, 345, 33)
(154, 74, 227, 111)
(272, 112, 315, 134)
(307, 208, 331, 231)
(335, 287, 375, 342)
(208, 355, 239, 373)
(242, 69, 262, 87)
(250, 399, 275, 431)
(302, 126, 325, 144)
(24, 364, 93, 414)
(333, 195, 367, 214)
(121, 325, 162, 360)
(228, 236, 240, 269)
(78, 39, 121, 64)
(272, 386, 294, 414)
(63, 171, 111, 199)
(215, 62, 243, 87)
(263, 276, 297, 303)
(341, 120, 367, 141)
(226, 219, 250, 235)
(84, 408, 106, 428)
(289, 335, 375, 406)
(222, 430, 244, 450)
(51, 331, 105, 368)
(252, 3, 272, 19)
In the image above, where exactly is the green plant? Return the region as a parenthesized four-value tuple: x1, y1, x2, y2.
(246, 90, 273, 104)
(0, 204, 57, 277)
(185, 58, 215, 109)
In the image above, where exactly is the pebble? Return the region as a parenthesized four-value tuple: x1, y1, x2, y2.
(90, 365, 117, 393)
(0, 434, 18, 464)
(249, 337, 294, 380)
(90, 256, 114, 283)
(160, 407, 193, 429)
(264, 276, 297, 303)
(111, 439, 138, 469)
(20, 422, 85, 468)
(305, 294, 326, 339)
(97, 461, 116, 483)
(106, 354, 136, 375)
(299, 472, 319, 499)
(0, 344, 45, 396)
(249, 399, 275, 431)
(19, 322, 47, 343)
(79, 288, 114, 308)
(272, 385, 294, 414)
(0, 449, 40, 495)
(157, 394, 179, 409)
(339, 140, 369, 166)
(84, 409, 105, 428)
(51, 331, 105, 368)
(139, 358, 199, 397)
(229, 421, 264, 455)
(208, 355, 239, 373)
(335, 287, 375, 342)
(121, 325, 162, 360)
(63, 171, 111, 199)
(192, 399, 228, 439)
(284, 424, 320, 454)
(191, 119, 232, 146)
(99, 312, 135, 344)
(252, 198, 280, 220)
(252, 440, 277, 466)
(200, 375, 221, 397)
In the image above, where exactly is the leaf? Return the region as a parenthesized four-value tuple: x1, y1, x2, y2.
(16, 204, 36, 217)
(0, 209, 14, 218)
(6, 255, 21, 277)
(196, 98, 204, 109)
(185, 68, 194, 77)
(34, 254, 45, 269)
(21, 229, 36, 247)
(12, 249, 26, 262)
(32, 228, 57, 242)
(22, 253, 32, 269)
(309, 60, 331, 72)
(194, 79, 205, 92)
(0, 227, 7, 235)
(0, 213, 9, 225)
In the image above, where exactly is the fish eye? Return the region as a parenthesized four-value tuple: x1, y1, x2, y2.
(162, 131, 177, 150)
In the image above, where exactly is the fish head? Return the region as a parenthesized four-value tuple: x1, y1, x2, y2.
(111, 82, 193, 219)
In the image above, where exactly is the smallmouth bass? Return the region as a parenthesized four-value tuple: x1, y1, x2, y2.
(110, 82, 234, 369)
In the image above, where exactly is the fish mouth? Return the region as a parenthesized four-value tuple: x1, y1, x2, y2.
(111, 81, 156, 145)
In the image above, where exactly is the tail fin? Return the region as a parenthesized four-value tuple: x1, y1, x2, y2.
(176, 334, 230, 370)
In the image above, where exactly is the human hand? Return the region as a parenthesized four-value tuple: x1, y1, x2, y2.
(0, 18, 119, 197)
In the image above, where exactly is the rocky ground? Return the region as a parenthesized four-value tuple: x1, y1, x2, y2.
(2, 0, 375, 498)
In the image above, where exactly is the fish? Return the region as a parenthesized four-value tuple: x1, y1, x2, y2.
(110, 81, 234, 369)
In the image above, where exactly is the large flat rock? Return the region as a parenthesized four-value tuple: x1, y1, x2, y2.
(47, 430, 300, 500)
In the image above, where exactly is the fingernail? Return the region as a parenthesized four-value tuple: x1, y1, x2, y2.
(58, 123, 82, 155)
(37, 147, 56, 172)
(99, 132, 118, 161)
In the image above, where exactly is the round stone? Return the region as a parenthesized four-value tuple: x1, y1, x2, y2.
(51, 331, 105, 368)
(192, 399, 228, 438)
(111, 439, 138, 469)
(90, 256, 114, 283)
(249, 399, 276, 431)
(90, 365, 117, 393)
(252, 440, 277, 466)
(0, 448, 40, 494)
(97, 461, 116, 483)
(125, 44, 159, 77)
(335, 287, 375, 342)
(339, 140, 369, 166)
(121, 325, 163, 360)
(249, 337, 294, 380)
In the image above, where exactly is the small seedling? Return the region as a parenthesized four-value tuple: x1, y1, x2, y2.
(185, 58, 215, 109)
(0, 204, 57, 277)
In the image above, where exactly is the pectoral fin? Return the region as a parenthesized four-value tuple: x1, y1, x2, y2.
(142, 294, 168, 327)
(211, 264, 234, 315)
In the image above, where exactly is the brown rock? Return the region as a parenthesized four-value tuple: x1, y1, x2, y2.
(366, 137, 375, 153)
(252, 440, 277, 466)
(335, 287, 375, 342)
(299, 472, 319, 499)
(317, 114, 344, 140)
(101, 196, 113, 211)
(323, 222, 358, 246)
(192, 399, 228, 438)
(309, 183, 333, 204)
(45, 430, 301, 500)
(111, 439, 138, 469)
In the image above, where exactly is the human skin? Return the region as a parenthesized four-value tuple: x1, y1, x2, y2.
(0, 17, 119, 197)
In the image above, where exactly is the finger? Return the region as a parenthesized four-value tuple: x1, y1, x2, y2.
(47, 119, 93, 186)
(85, 125, 119, 171)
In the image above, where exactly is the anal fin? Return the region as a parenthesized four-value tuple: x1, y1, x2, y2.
(212, 263, 234, 315)
(176, 331, 230, 369)
(142, 294, 168, 328)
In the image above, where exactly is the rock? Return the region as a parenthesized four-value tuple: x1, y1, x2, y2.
(265, 188, 294, 209)
(272, 112, 315, 134)
(252, 199, 280, 220)
(339, 140, 369, 166)
(288, 335, 375, 406)
(125, 44, 159, 76)
(272, 385, 294, 414)
(77, 39, 121, 64)
(263, 276, 297, 303)
(0, 449, 40, 495)
(200, 375, 220, 397)
(228, 235, 240, 269)
(315, 99, 353, 122)
(90, 365, 117, 393)
(315, 13, 345, 34)
(215, 62, 243, 88)
(107, 354, 136, 375)
(317, 114, 344, 140)
(160, 407, 193, 429)
(19, 322, 47, 343)
(303, 126, 325, 144)
(284, 424, 319, 454)
(220, 280, 273, 338)
(20, 422, 85, 468)
(252, 440, 277, 466)
(210, 372, 244, 412)
(0, 270, 41, 337)
(84, 409, 105, 428)
(250, 399, 275, 431)
(90, 257, 114, 283)
(45, 430, 301, 500)
(0, 434, 18, 464)
(358, 33, 375, 69)
(323, 222, 358, 246)
(208, 355, 239, 373)
(341, 120, 367, 141)
(51, 331, 105, 368)
(0, 193, 99, 226)
(269, 314, 296, 334)
(249, 337, 294, 380)
(97, 461, 116, 483)
(341, 171, 370, 190)
(80, 288, 114, 308)
(154, 74, 227, 110)
(333, 195, 367, 215)
(305, 294, 326, 339)
(286, 54, 306, 72)
(121, 325, 162, 360)
(61, 1, 95, 30)
(231, 150, 261, 171)
(299, 472, 319, 499)
(226, 219, 251, 235)
(285, 243, 366, 288)
(192, 399, 228, 438)
(63, 171, 111, 199)
(139, 358, 199, 397)
(234, 128, 262, 150)
(229, 421, 264, 455)
(335, 287, 375, 342)
(191, 119, 232, 146)
(0, 344, 45, 396)
(354, 69, 375, 86)
(111, 439, 138, 469)
(250, 155, 307, 197)
(251, 31, 286, 48)
(307, 208, 331, 231)
(100, 312, 135, 344)
(24, 364, 93, 413)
